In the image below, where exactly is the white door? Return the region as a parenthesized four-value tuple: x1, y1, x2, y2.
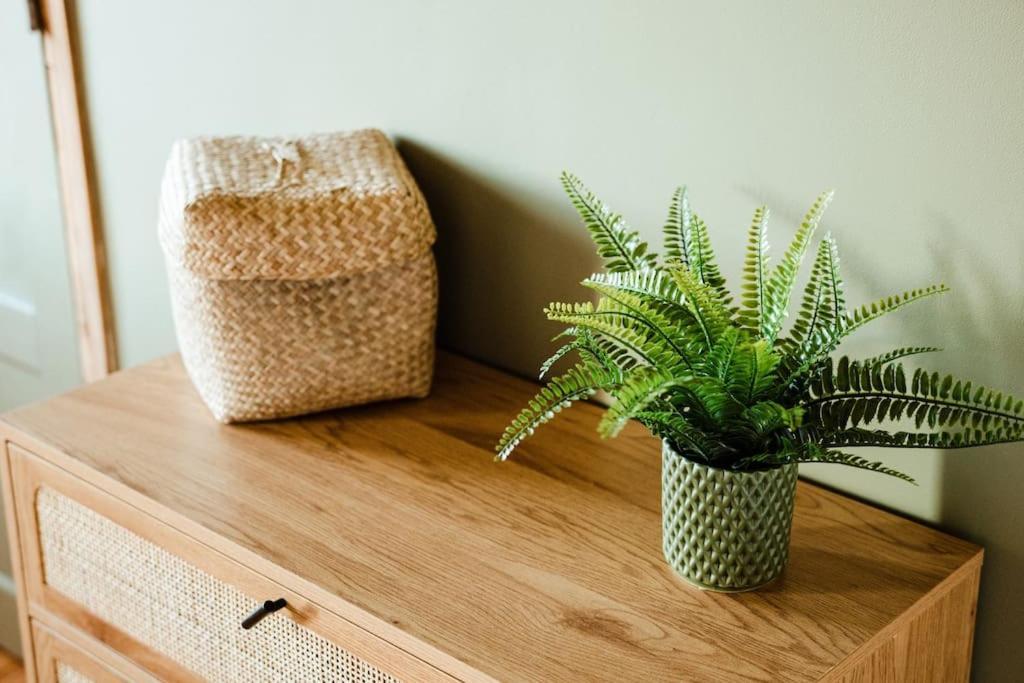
(0, 3, 82, 413)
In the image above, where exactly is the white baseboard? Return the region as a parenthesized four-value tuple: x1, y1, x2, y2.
(0, 573, 21, 657)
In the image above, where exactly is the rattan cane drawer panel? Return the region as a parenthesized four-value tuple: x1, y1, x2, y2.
(34, 486, 399, 683)
(56, 663, 93, 683)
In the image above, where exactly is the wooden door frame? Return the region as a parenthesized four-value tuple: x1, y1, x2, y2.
(35, 0, 117, 381)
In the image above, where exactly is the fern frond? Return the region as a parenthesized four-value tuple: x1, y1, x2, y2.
(582, 270, 709, 358)
(741, 401, 805, 435)
(860, 346, 941, 368)
(741, 444, 916, 484)
(599, 368, 690, 438)
(842, 285, 949, 337)
(737, 206, 771, 337)
(577, 289, 702, 369)
(662, 186, 692, 267)
(562, 172, 657, 273)
(778, 234, 847, 384)
(877, 426, 1024, 449)
(538, 328, 617, 379)
(782, 285, 948, 390)
(705, 327, 742, 381)
(634, 410, 722, 462)
(727, 340, 781, 403)
(668, 376, 745, 424)
(583, 270, 687, 309)
(817, 425, 1024, 449)
(785, 242, 828, 349)
(807, 356, 1024, 434)
(544, 301, 679, 370)
(538, 343, 577, 380)
(763, 190, 834, 342)
(587, 333, 654, 373)
(688, 213, 732, 308)
(819, 234, 846, 324)
(495, 361, 620, 460)
(668, 267, 732, 346)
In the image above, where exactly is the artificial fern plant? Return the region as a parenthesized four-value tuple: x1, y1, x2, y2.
(495, 173, 1024, 483)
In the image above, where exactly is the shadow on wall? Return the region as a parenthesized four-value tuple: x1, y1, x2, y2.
(396, 138, 598, 378)
(925, 216, 1024, 681)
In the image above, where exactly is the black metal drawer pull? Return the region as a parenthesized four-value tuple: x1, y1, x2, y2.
(242, 598, 287, 629)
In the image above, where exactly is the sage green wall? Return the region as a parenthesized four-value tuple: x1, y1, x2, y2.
(75, 0, 1023, 677)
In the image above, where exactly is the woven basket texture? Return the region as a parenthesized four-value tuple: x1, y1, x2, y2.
(37, 487, 399, 683)
(661, 442, 798, 592)
(158, 129, 437, 422)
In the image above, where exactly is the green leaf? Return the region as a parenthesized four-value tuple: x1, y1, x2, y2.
(544, 300, 682, 370)
(742, 401, 805, 434)
(561, 172, 658, 273)
(807, 357, 1024, 437)
(687, 213, 733, 309)
(668, 266, 732, 347)
(705, 327, 742, 381)
(819, 234, 846, 324)
(843, 285, 950, 336)
(582, 270, 707, 348)
(861, 346, 942, 368)
(740, 441, 916, 484)
(537, 328, 617, 380)
(578, 286, 703, 369)
(496, 361, 620, 460)
(782, 284, 948, 389)
(737, 206, 771, 337)
(583, 270, 687, 309)
(763, 191, 834, 342)
(634, 410, 721, 462)
(662, 186, 692, 267)
(786, 237, 833, 350)
(728, 340, 781, 403)
(599, 368, 691, 438)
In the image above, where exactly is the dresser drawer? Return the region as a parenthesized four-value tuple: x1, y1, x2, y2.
(31, 619, 156, 683)
(8, 444, 449, 682)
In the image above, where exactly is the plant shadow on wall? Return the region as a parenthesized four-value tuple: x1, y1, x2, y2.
(395, 139, 599, 374)
(922, 215, 1024, 680)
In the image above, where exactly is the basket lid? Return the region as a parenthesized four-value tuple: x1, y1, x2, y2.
(158, 129, 435, 280)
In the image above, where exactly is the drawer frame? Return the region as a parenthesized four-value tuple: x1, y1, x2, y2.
(3, 440, 454, 682)
(32, 618, 158, 683)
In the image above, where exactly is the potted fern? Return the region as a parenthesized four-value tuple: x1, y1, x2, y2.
(496, 173, 1024, 592)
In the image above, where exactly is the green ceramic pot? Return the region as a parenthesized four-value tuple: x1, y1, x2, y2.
(661, 441, 798, 592)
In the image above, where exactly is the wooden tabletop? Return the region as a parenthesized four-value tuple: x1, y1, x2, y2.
(2, 352, 982, 682)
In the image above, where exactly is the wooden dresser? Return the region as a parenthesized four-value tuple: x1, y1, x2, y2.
(0, 352, 982, 682)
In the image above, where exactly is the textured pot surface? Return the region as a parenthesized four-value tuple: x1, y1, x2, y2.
(661, 442, 798, 592)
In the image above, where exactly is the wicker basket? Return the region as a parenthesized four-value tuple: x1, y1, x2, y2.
(661, 441, 798, 592)
(158, 129, 437, 422)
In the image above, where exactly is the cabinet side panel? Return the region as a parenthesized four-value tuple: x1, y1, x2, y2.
(1, 435, 36, 681)
(834, 638, 897, 683)
(833, 564, 981, 683)
(896, 565, 980, 683)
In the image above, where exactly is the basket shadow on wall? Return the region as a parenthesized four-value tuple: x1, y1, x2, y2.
(396, 138, 598, 377)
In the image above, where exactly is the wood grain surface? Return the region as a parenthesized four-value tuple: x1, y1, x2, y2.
(30, 619, 154, 683)
(37, 0, 117, 380)
(0, 647, 22, 683)
(0, 352, 982, 681)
